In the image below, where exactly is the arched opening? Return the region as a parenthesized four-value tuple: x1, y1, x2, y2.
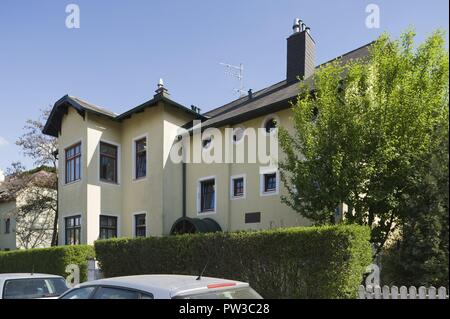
(170, 217, 222, 235)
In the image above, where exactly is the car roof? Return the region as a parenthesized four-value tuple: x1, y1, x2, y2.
(0, 273, 64, 280)
(77, 274, 249, 297)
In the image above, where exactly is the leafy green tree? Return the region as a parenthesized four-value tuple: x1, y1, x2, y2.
(279, 30, 449, 254)
(382, 119, 448, 287)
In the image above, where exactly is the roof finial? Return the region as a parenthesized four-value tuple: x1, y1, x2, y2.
(158, 78, 164, 89)
(154, 78, 169, 98)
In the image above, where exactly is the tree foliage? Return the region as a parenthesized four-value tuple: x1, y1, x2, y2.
(279, 30, 449, 254)
(16, 107, 57, 168)
(14, 106, 59, 246)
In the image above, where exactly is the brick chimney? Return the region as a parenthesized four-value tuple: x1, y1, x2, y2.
(286, 18, 315, 83)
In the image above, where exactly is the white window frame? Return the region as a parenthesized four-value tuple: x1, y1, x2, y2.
(63, 139, 83, 187)
(260, 169, 279, 196)
(98, 139, 121, 186)
(197, 176, 217, 215)
(132, 134, 149, 182)
(99, 213, 121, 239)
(132, 211, 148, 238)
(230, 174, 246, 200)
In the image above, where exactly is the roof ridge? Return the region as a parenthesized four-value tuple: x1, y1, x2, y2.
(203, 79, 288, 117)
(316, 41, 375, 68)
(68, 95, 119, 116)
(203, 41, 375, 119)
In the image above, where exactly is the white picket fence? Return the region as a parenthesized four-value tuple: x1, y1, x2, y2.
(358, 285, 449, 299)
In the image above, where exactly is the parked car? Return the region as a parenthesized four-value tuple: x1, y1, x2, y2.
(59, 274, 263, 299)
(0, 273, 69, 299)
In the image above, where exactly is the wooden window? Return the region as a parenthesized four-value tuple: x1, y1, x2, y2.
(232, 177, 244, 197)
(264, 173, 277, 192)
(65, 143, 81, 184)
(200, 179, 215, 212)
(100, 142, 118, 183)
(65, 215, 81, 245)
(99, 216, 117, 239)
(135, 138, 147, 179)
(135, 214, 146, 237)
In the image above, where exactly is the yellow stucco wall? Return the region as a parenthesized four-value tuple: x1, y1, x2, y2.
(57, 102, 310, 244)
(185, 108, 310, 232)
(58, 107, 88, 245)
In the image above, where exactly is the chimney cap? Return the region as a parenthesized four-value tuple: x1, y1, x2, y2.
(191, 105, 201, 114)
(292, 18, 301, 34)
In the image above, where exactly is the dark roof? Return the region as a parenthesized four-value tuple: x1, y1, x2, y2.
(43, 93, 206, 137)
(42, 41, 373, 137)
(200, 41, 373, 130)
(0, 169, 56, 203)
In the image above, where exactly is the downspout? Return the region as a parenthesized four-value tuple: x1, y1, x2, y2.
(226, 125, 232, 232)
(182, 161, 186, 218)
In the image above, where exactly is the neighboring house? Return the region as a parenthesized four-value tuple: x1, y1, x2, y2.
(0, 189, 15, 251)
(0, 169, 56, 250)
(42, 20, 372, 245)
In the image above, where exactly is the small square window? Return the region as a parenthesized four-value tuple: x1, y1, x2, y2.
(264, 173, 277, 192)
(261, 172, 278, 196)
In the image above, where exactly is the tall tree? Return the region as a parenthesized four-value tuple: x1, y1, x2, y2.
(16, 107, 59, 246)
(279, 30, 449, 254)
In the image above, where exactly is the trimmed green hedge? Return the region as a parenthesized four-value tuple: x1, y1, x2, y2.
(95, 225, 372, 298)
(0, 245, 95, 281)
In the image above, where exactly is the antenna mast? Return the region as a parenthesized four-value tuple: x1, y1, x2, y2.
(220, 62, 245, 97)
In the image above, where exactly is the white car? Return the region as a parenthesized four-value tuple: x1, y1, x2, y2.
(0, 273, 69, 299)
(59, 274, 263, 299)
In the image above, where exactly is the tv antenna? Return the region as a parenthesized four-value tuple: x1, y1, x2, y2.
(219, 62, 245, 97)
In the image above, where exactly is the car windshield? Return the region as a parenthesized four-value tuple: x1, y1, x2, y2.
(3, 277, 69, 299)
(174, 287, 263, 299)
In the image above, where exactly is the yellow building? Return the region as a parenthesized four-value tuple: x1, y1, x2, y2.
(43, 20, 371, 245)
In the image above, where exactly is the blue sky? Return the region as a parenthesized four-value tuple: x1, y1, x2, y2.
(0, 0, 448, 172)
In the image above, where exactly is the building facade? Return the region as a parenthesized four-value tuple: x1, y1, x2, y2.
(0, 170, 56, 250)
(43, 20, 370, 245)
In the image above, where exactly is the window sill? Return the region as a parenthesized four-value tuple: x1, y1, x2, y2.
(260, 190, 278, 197)
(231, 194, 246, 200)
(132, 177, 147, 183)
(197, 210, 216, 215)
(99, 180, 120, 186)
(63, 179, 82, 187)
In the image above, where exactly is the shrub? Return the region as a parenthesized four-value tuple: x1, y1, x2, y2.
(0, 245, 95, 281)
(95, 225, 372, 298)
